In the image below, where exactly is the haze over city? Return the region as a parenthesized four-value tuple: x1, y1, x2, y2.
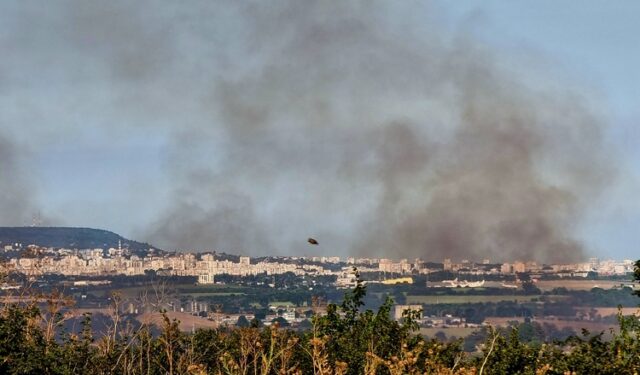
(1, 1, 639, 262)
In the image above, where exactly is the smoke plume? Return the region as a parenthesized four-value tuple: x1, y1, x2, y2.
(1, 1, 613, 262)
(154, 2, 609, 261)
(141, 2, 611, 262)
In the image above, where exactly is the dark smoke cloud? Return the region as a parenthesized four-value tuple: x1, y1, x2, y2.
(145, 1, 610, 262)
(1, 1, 613, 262)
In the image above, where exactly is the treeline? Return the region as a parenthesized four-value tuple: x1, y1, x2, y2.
(1, 272, 640, 374)
(420, 288, 639, 325)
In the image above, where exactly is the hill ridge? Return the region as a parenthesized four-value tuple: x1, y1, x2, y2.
(0, 226, 157, 253)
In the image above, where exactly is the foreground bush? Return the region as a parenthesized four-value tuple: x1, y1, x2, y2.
(0, 272, 639, 374)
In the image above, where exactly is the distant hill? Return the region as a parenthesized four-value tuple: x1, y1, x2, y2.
(0, 227, 157, 253)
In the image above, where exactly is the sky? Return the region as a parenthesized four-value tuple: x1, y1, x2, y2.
(0, 1, 638, 261)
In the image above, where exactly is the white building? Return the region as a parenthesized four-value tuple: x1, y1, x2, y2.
(198, 273, 215, 284)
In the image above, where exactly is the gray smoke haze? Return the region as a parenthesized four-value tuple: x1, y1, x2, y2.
(0, 1, 613, 262)
(0, 133, 60, 227)
(0, 134, 34, 225)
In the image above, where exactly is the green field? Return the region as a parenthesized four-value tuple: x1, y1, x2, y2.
(419, 327, 479, 339)
(111, 283, 248, 298)
(173, 284, 250, 299)
(406, 294, 568, 304)
(181, 292, 246, 297)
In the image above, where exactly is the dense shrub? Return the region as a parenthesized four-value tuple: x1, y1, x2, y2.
(0, 266, 638, 374)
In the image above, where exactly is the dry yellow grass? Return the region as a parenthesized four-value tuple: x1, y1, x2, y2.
(534, 280, 629, 291)
(137, 311, 218, 331)
(484, 316, 619, 336)
(574, 307, 640, 317)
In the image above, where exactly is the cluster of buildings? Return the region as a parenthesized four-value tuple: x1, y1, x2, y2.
(4, 245, 331, 282)
(116, 296, 324, 328)
(2, 243, 636, 283)
(209, 304, 313, 327)
(443, 258, 636, 277)
(391, 305, 472, 328)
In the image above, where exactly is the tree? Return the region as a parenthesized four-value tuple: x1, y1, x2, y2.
(236, 315, 250, 328)
(271, 316, 289, 327)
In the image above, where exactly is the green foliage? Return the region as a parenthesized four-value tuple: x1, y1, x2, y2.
(310, 268, 436, 374)
(0, 262, 639, 374)
(235, 315, 250, 328)
(0, 304, 47, 374)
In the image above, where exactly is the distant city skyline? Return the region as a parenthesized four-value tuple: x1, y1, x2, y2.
(1, 1, 638, 260)
(6, 241, 635, 280)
